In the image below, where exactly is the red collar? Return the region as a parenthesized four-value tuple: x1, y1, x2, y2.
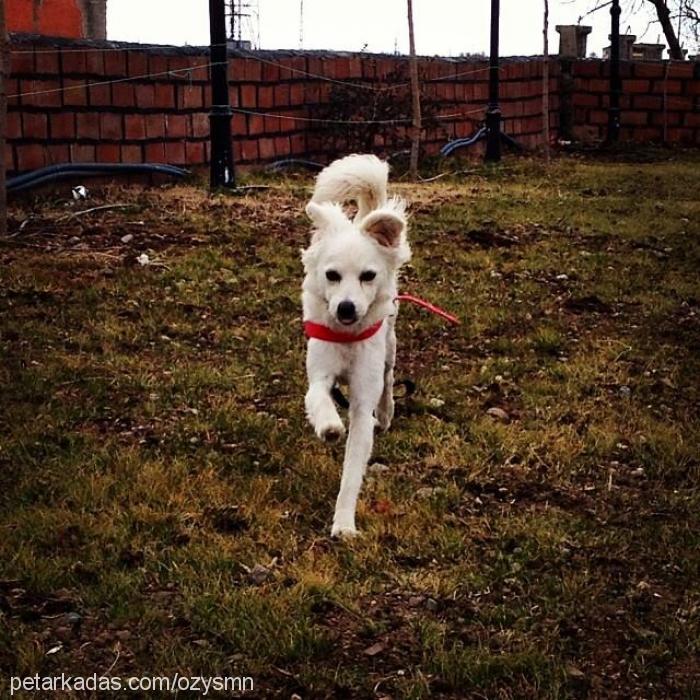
(304, 319, 384, 343)
(304, 294, 460, 344)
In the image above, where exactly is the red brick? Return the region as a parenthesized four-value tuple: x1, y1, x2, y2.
(185, 141, 206, 164)
(621, 111, 648, 126)
(240, 84, 257, 107)
(70, 143, 96, 162)
(274, 84, 290, 106)
(573, 93, 599, 108)
(149, 55, 169, 77)
(89, 82, 112, 106)
(62, 78, 88, 106)
(7, 79, 21, 107)
(96, 144, 121, 162)
(573, 60, 602, 78)
(248, 114, 265, 135)
(135, 84, 156, 108)
(165, 141, 186, 164)
(688, 82, 700, 96)
(16, 143, 46, 171)
(589, 109, 608, 125)
(633, 95, 663, 110)
(62, 50, 87, 74)
(274, 135, 291, 156)
(128, 52, 149, 77)
(86, 51, 104, 76)
(10, 50, 35, 75)
(651, 111, 681, 126)
(6, 111, 22, 139)
(232, 113, 246, 136)
(668, 62, 694, 79)
(258, 86, 274, 108)
(258, 137, 275, 159)
(125, 114, 147, 140)
(262, 61, 280, 82)
(100, 113, 123, 140)
(290, 132, 305, 154)
(121, 144, 143, 163)
(104, 52, 128, 77)
(634, 63, 665, 79)
(290, 83, 304, 106)
(146, 114, 165, 138)
(303, 83, 320, 104)
(165, 114, 188, 139)
(168, 55, 195, 79)
(667, 127, 695, 142)
(76, 112, 100, 139)
(145, 142, 166, 162)
(191, 112, 210, 138)
(239, 139, 259, 161)
(666, 95, 695, 111)
(113, 83, 136, 107)
(20, 79, 62, 107)
(623, 79, 650, 93)
(154, 83, 175, 109)
(263, 115, 281, 133)
(653, 79, 682, 94)
(179, 85, 204, 110)
(46, 144, 70, 164)
(686, 112, 700, 127)
(35, 50, 60, 75)
(6, 144, 15, 172)
(50, 112, 76, 139)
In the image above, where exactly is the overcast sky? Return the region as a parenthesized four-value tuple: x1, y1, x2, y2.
(107, 0, 681, 58)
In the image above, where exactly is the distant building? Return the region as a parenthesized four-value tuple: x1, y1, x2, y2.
(7, 0, 107, 40)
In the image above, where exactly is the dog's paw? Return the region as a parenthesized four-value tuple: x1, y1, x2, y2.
(331, 522, 358, 539)
(375, 408, 394, 432)
(316, 420, 346, 443)
(331, 510, 357, 538)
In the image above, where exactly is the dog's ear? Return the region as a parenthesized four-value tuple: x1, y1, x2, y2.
(360, 209, 406, 249)
(306, 201, 349, 233)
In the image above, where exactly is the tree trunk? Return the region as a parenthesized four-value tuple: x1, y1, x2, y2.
(647, 0, 684, 58)
(0, 0, 7, 238)
(407, 0, 422, 180)
(543, 0, 550, 164)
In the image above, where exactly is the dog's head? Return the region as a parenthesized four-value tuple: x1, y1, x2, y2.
(302, 199, 411, 328)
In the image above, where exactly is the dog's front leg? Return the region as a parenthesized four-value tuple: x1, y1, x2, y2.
(332, 370, 383, 537)
(376, 321, 396, 431)
(305, 344, 345, 442)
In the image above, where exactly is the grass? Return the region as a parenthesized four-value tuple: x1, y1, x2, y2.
(1, 151, 699, 698)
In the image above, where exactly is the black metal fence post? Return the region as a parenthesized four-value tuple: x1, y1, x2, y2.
(607, 0, 621, 143)
(485, 0, 502, 162)
(209, 0, 235, 188)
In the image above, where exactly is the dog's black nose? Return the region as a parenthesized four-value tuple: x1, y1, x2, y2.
(337, 300, 357, 323)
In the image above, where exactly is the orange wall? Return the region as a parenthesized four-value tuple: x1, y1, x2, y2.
(7, 0, 84, 39)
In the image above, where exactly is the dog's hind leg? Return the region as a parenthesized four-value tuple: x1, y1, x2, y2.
(375, 322, 396, 431)
(332, 369, 383, 537)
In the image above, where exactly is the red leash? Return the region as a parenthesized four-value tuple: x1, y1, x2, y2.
(304, 294, 460, 343)
(396, 294, 461, 326)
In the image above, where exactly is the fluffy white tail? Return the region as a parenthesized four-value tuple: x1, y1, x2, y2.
(311, 154, 389, 220)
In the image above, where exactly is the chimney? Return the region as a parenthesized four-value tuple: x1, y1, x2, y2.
(632, 43, 665, 60)
(604, 33, 636, 60)
(556, 25, 592, 58)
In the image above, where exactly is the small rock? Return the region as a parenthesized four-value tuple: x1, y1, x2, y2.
(248, 563, 271, 585)
(486, 407, 510, 423)
(565, 663, 585, 679)
(425, 598, 439, 612)
(619, 385, 631, 398)
(368, 462, 389, 475)
(137, 253, 150, 266)
(416, 486, 446, 499)
(121, 234, 134, 244)
(362, 642, 385, 657)
(429, 397, 445, 408)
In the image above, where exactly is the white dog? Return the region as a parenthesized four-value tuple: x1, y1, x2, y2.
(301, 154, 411, 538)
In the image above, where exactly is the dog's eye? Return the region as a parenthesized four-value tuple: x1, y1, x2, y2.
(325, 270, 341, 282)
(359, 270, 376, 283)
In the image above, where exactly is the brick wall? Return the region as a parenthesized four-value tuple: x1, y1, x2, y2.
(7, 1, 106, 40)
(567, 59, 700, 143)
(4, 35, 699, 175)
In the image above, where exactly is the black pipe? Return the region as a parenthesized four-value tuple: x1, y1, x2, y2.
(485, 0, 502, 162)
(209, 0, 235, 188)
(607, 0, 621, 143)
(8, 163, 189, 193)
